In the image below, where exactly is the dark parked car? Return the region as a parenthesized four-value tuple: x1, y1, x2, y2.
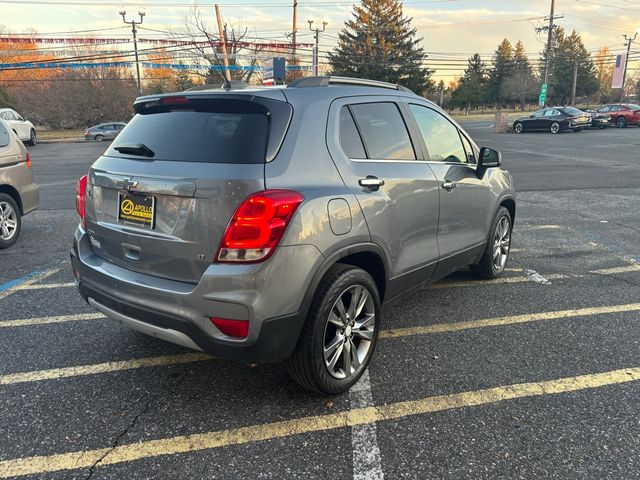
(71, 76, 515, 394)
(513, 107, 591, 134)
(597, 104, 640, 128)
(584, 109, 610, 129)
(84, 122, 127, 141)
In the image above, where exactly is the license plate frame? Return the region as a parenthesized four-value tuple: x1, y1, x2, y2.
(117, 191, 156, 229)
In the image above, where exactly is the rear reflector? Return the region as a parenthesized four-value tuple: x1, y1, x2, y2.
(211, 317, 249, 338)
(216, 190, 304, 263)
(76, 174, 88, 228)
(25, 152, 32, 168)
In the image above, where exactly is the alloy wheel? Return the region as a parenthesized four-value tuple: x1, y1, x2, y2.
(514, 122, 523, 133)
(492, 215, 511, 271)
(550, 122, 560, 134)
(0, 201, 18, 241)
(323, 285, 376, 380)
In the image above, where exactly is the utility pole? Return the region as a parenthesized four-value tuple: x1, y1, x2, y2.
(292, 1, 298, 60)
(620, 32, 638, 104)
(119, 8, 145, 96)
(536, 0, 563, 106)
(308, 19, 327, 76)
(571, 60, 578, 105)
(215, 4, 231, 82)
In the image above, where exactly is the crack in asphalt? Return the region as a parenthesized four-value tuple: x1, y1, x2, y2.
(84, 367, 192, 479)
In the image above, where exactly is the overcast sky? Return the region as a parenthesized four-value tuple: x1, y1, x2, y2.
(1, 0, 638, 79)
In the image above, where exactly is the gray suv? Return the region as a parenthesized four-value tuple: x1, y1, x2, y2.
(71, 76, 515, 394)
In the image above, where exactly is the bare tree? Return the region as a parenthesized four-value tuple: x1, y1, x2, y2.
(177, 7, 263, 85)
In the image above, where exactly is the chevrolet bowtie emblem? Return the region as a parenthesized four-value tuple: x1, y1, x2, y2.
(116, 178, 139, 189)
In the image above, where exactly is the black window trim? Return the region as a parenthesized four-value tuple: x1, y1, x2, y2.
(345, 104, 370, 159)
(405, 101, 477, 169)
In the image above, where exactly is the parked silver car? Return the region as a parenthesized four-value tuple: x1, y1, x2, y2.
(71, 76, 515, 393)
(84, 122, 127, 141)
(0, 118, 39, 248)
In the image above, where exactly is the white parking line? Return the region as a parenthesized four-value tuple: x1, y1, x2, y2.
(350, 370, 384, 480)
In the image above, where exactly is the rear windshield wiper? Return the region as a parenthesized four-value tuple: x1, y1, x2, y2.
(113, 143, 155, 158)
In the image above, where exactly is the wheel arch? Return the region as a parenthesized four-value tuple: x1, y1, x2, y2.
(0, 184, 23, 215)
(500, 196, 516, 226)
(301, 243, 389, 319)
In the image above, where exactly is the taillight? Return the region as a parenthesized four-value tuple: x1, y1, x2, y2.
(216, 189, 304, 263)
(210, 317, 249, 338)
(25, 152, 31, 168)
(76, 174, 88, 228)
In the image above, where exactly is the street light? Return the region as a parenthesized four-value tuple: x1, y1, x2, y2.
(119, 8, 146, 96)
(308, 19, 327, 76)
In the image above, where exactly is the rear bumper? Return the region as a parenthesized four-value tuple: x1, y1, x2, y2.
(17, 181, 39, 215)
(70, 227, 324, 363)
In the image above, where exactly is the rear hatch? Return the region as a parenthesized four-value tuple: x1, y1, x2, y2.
(85, 91, 292, 284)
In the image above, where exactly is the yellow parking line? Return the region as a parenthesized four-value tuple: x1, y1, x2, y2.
(2, 303, 639, 386)
(380, 303, 640, 339)
(591, 265, 640, 275)
(430, 272, 567, 289)
(0, 313, 105, 328)
(1, 366, 639, 478)
(14, 282, 75, 290)
(0, 352, 211, 386)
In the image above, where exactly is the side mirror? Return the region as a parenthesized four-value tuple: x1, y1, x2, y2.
(478, 146, 501, 169)
(529, 114, 535, 118)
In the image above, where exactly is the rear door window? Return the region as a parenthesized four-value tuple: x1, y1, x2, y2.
(349, 103, 416, 160)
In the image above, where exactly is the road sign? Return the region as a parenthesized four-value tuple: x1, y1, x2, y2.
(539, 83, 547, 105)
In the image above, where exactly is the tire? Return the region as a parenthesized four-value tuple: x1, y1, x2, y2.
(616, 117, 627, 128)
(0, 194, 21, 249)
(550, 122, 560, 134)
(27, 129, 37, 146)
(286, 264, 381, 395)
(470, 206, 512, 280)
(513, 122, 523, 134)
(94, 134, 104, 141)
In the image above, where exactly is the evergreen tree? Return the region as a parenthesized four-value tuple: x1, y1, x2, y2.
(329, 0, 434, 94)
(486, 38, 513, 107)
(451, 53, 487, 111)
(539, 27, 598, 104)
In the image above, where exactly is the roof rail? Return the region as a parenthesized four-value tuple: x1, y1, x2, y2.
(287, 76, 414, 93)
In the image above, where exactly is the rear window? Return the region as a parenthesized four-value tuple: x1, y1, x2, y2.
(563, 107, 583, 115)
(115, 96, 292, 163)
(110, 110, 268, 164)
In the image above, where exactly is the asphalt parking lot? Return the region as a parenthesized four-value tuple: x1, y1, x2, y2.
(1, 124, 639, 479)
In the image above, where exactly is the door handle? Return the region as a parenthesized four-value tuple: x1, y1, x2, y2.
(359, 176, 385, 191)
(442, 180, 456, 191)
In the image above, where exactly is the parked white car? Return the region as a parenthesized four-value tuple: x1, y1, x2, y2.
(0, 108, 36, 146)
